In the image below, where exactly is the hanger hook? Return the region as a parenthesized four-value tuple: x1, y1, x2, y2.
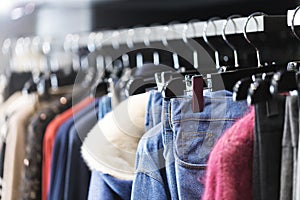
(183, 19, 200, 69)
(127, 28, 135, 49)
(71, 34, 79, 53)
(32, 36, 44, 74)
(162, 21, 180, 47)
(2, 38, 12, 56)
(144, 27, 151, 47)
(291, 6, 300, 42)
(243, 12, 267, 67)
(161, 22, 181, 69)
(2, 38, 13, 71)
(92, 32, 106, 75)
(87, 32, 96, 52)
(162, 25, 170, 47)
(144, 25, 161, 65)
(127, 28, 144, 67)
(222, 14, 241, 68)
(112, 30, 120, 49)
(95, 32, 104, 50)
(203, 17, 221, 70)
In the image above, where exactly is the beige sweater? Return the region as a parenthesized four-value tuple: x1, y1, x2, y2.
(1, 93, 38, 200)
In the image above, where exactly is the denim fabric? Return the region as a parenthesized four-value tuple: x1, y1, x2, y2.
(89, 171, 133, 200)
(89, 171, 119, 200)
(145, 90, 163, 131)
(170, 90, 249, 199)
(161, 98, 179, 200)
(98, 95, 112, 119)
(131, 123, 170, 200)
(131, 91, 167, 200)
(100, 174, 133, 200)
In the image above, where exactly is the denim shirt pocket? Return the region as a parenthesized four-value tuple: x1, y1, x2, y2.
(174, 132, 211, 169)
(173, 120, 235, 169)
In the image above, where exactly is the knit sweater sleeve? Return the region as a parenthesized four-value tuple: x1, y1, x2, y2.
(202, 108, 255, 200)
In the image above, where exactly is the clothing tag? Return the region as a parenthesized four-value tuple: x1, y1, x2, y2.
(192, 75, 204, 112)
(266, 99, 279, 117)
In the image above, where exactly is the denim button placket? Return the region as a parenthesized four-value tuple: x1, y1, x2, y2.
(161, 98, 179, 200)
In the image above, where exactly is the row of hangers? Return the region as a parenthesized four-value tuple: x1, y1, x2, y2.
(83, 10, 300, 113)
(2, 7, 300, 112)
(0, 35, 88, 98)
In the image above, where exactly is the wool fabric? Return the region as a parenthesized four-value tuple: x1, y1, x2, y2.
(202, 108, 254, 200)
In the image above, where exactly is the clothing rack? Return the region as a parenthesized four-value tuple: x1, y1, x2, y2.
(1, 5, 300, 200)
(0, 12, 295, 73)
(72, 15, 287, 49)
(0, 14, 289, 53)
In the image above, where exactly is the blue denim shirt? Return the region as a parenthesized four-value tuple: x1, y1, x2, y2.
(170, 90, 249, 199)
(145, 91, 163, 132)
(132, 91, 173, 200)
(132, 90, 249, 200)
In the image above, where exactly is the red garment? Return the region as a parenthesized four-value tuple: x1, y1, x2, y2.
(202, 108, 254, 200)
(42, 97, 94, 200)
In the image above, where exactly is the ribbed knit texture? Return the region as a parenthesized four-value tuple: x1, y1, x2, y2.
(202, 108, 254, 200)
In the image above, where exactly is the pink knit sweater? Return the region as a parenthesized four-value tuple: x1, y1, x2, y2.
(202, 108, 254, 200)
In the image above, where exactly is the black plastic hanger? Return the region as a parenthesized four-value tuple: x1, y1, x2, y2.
(269, 8, 300, 95)
(232, 77, 253, 101)
(247, 73, 273, 105)
(209, 12, 287, 93)
(269, 70, 297, 94)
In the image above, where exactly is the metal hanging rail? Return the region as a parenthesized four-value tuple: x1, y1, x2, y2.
(73, 15, 288, 49)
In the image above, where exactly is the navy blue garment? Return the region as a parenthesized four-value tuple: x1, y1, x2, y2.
(63, 102, 99, 200)
(48, 100, 98, 200)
